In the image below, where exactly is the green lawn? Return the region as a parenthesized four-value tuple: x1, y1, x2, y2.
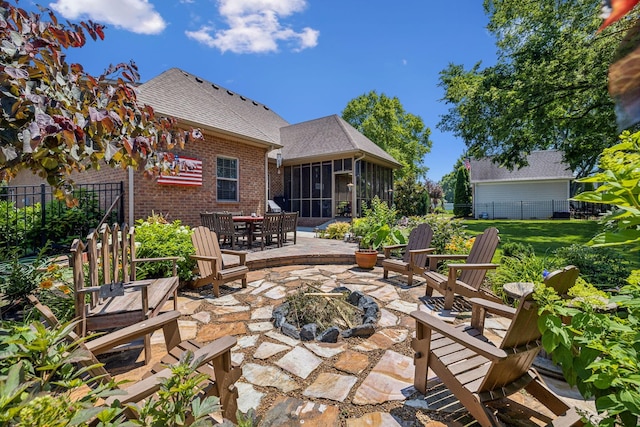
(462, 219, 639, 269)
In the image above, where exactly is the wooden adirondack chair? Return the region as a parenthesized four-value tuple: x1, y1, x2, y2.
(70, 223, 179, 364)
(411, 266, 584, 427)
(28, 297, 241, 424)
(424, 227, 500, 310)
(382, 223, 435, 285)
(190, 226, 248, 296)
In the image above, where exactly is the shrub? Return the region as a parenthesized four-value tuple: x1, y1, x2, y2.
(407, 215, 468, 254)
(536, 281, 640, 427)
(134, 217, 196, 283)
(319, 222, 350, 240)
(554, 244, 632, 289)
(26, 189, 105, 252)
(487, 252, 549, 301)
(500, 241, 535, 259)
(0, 247, 50, 305)
(350, 197, 405, 250)
(0, 201, 40, 255)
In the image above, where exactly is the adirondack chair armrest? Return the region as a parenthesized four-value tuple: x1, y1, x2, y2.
(409, 247, 436, 255)
(220, 249, 248, 265)
(190, 254, 218, 263)
(408, 248, 436, 268)
(411, 310, 506, 361)
(446, 263, 499, 270)
(104, 335, 239, 406)
(427, 254, 469, 261)
(383, 244, 407, 257)
(190, 254, 220, 277)
(76, 280, 154, 295)
(469, 297, 516, 318)
(85, 310, 182, 355)
(427, 254, 468, 270)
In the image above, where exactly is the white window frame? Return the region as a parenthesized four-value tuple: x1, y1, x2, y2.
(216, 156, 239, 202)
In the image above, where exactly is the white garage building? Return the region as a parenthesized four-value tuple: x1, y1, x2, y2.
(470, 150, 574, 220)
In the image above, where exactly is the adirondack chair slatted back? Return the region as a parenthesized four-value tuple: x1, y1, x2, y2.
(71, 223, 135, 334)
(403, 223, 433, 267)
(458, 227, 499, 289)
(192, 226, 225, 279)
(478, 266, 579, 393)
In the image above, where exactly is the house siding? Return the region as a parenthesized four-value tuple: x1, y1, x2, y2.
(474, 180, 570, 219)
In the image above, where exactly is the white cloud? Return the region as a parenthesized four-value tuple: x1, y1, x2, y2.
(49, 0, 166, 35)
(185, 0, 319, 54)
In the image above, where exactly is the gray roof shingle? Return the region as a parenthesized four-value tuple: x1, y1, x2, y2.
(137, 68, 288, 146)
(470, 150, 574, 183)
(279, 115, 401, 167)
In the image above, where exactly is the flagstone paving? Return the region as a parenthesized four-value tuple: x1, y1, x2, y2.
(112, 262, 594, 426)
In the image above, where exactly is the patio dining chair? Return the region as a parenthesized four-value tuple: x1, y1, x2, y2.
(253, 212, 282, 250)
(215, 212, 247, 249)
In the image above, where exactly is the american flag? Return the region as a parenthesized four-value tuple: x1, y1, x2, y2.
(464, 158, 471, 170)
(157, 155, 203, 186)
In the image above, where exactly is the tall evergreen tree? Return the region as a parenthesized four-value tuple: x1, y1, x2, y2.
(453, 166, 472, 217)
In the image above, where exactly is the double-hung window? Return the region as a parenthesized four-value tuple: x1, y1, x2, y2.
(216, 156, 238, 201)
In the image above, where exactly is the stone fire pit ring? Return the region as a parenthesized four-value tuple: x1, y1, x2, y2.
(271, 287, 380, 343)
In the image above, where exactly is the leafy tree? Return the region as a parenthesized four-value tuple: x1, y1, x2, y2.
(438, 0, 630, 178)
(342, 91, 432, 181)
(573, 130, 640, 248)
(0, 2, 198, 205)
(439, 155, 465, 202)
(453, 166, 472, 217)
(424, 179, 443, 211)
(393, 173, 429, 217)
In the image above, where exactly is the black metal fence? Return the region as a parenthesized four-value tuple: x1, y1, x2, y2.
(459, 200, 608, 220)
(0, 182, 124, 256)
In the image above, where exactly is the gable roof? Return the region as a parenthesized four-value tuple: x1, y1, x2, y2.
(470, 150, 574, 183)
(279, 115, 401, 168)
(137, 68, 288, 147)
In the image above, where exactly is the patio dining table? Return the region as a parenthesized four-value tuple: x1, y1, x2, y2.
(233, 215, 263, 247)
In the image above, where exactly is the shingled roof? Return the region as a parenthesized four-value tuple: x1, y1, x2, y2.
(137, 68, 288, 147)
(470, 150, 574, 183)
(279, 115, 401, 168)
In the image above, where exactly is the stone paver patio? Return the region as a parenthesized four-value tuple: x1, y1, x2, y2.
(109, 241, 594, 426)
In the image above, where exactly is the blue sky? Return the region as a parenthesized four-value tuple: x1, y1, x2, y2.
(46, 0, 498, 182)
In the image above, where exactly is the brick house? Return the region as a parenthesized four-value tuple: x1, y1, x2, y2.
(11, 68, 400, 227)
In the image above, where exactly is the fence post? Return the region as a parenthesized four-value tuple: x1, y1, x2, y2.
(119, 181, 125, 224)
(40, 183, 46, 248)
(520, 201, 523, 220)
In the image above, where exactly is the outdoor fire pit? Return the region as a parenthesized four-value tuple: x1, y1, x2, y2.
(271, 284, 379, 343)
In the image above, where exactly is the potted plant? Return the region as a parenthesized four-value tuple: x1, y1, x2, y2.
(353, 221, 387, 268)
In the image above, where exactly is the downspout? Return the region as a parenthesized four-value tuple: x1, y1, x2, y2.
(128, 167, 134, 225)
(352, 152, 365, 218)
(264, 153, 268, 216)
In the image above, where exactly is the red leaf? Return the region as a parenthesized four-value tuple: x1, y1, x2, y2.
(599, 0, 640, 32)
